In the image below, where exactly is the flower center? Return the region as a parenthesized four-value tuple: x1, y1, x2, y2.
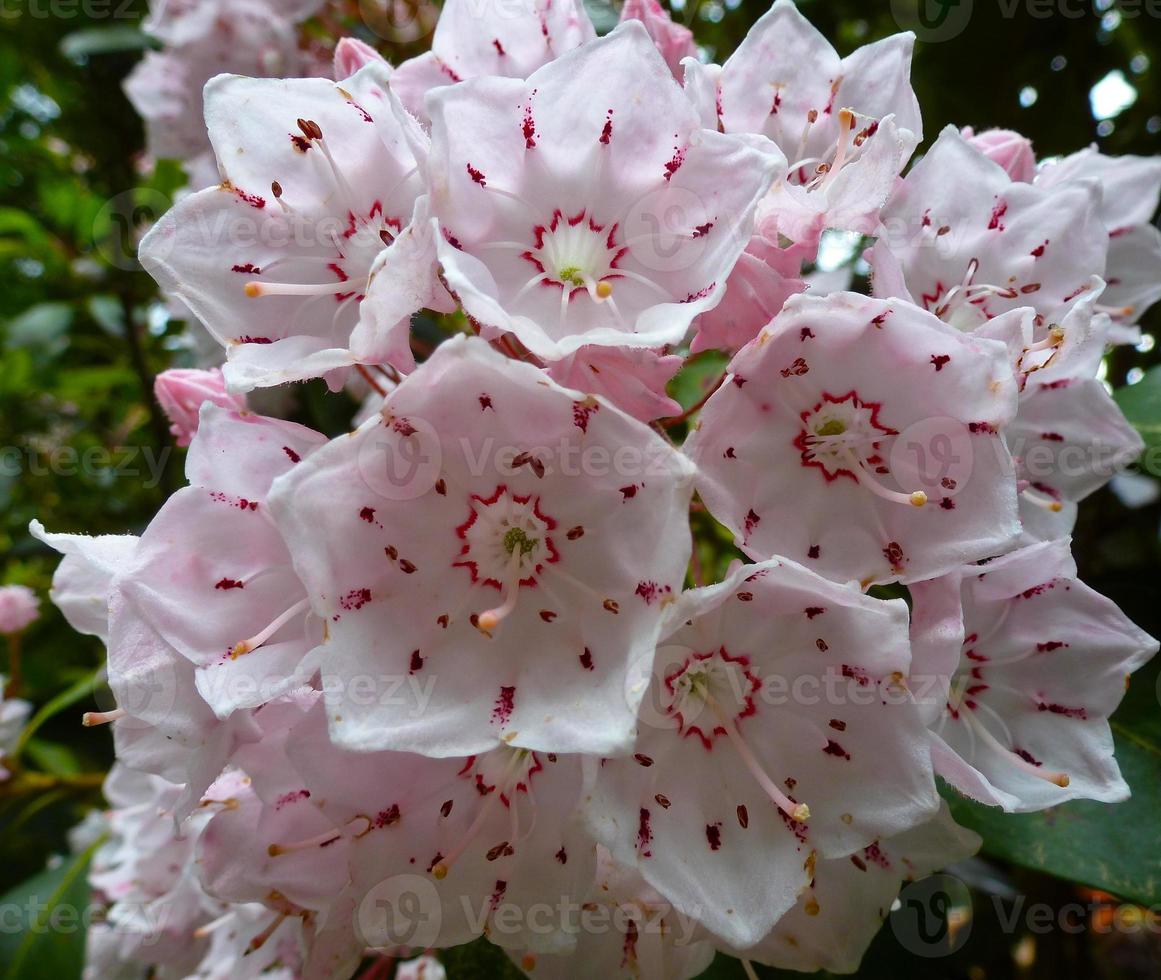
(433, 747, 541, 880)
(523, 209, 624, 297)
(453, 486, 559, 633)
(796, 392, 927, 507)
(661, 647, 810, 823)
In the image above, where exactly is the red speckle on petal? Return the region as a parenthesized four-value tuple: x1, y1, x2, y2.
(600, 109, 613, 145)
(930, 354, 951, 371)
(634, 581, 672, 606)
(522, 102, 537, 149)
(409, 650, 424, 673)
(883, 541, 906, 571)
(492, 686, 516, 725)
(573, 401, 599, 432)
(374, 804, 401, 828)
(737, 805, 749, 828)
(555, 846, 568, 864)
(231, 263, 261, 274)
(360, 507, 377, 523)
(1031, 240, 1048, 258)
(214, 577, 245, 591)
(807, 545, 820, 559)
(234, 188, 266, 209)
(705, 823, 722, 850)
(340, 588, 372, 611)
(744, 509, 760, 539)
(823, 739, 851, 760)
(805, 606, 825, 619)
(664, 144, 685, 181)
(283, 446, 301, 463)
(987, 200, 1008, 231)
(467, 163, 487, 186)
(579, 647, 594, 670)
(479, 394, 494, 411)
(637, 808, 653, 857)
(620, 485, 638, 500)
(780, 357, 809, 378)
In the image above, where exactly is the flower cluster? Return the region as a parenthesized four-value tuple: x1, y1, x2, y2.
(37, 1, 1160, 977)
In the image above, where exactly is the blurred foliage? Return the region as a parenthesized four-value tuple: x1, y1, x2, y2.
(0, 0, 1160, 977)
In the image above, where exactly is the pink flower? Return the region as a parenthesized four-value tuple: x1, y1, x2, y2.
(689, 0, 923, 245)
(1036, 146, 1161, 329)
(268, 336, 694, 757)
(29, 521, 138, 643)
(390, 0, 596, 126)
(204, 700, 595, 974)
(140, 64, 442, 390)
(154, 368, 247, 447)
(584, 558, 938, 947)
(426, 23, 783, 359)
(727, 804, 979, 973)
(910, 538, 1158, 812)
(686, 292, 1020, 586)
(870, 126, 1107, 332)
(544, 344, 682, 422)
(333, 37, 387, 79)
(619, 0, 696, 79)
(976, 289, 1143, 542)
(117, 405, 327, 718)
(506, 845, 715, 978)
(126, 0, 326, 164)
(962, 127, 1036, 182)
(0, 584, 38, 634)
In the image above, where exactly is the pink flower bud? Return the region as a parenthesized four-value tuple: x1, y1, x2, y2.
(333, 37, 387, 80)
(619, 0, 696, 79)
(154, 368, 247, 447)
(0, 585, 38, 634)
(962, 127, 1037, 182)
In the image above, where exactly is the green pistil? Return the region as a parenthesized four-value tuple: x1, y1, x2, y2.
(815, 419, 846, 437)
(556, 266, 585, 288)
(503, 527, 539, 556)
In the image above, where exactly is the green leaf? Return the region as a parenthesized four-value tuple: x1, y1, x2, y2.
(0, 838, 101, 979)
(945, 660, 1161, 906)
(23, 739, 83, 778)
(1113, 369, 1161, 476)
(669, 350, 729, 414)
(3, 302, 73, 354)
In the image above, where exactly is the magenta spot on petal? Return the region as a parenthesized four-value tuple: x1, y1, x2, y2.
(492, 685, 516, 726)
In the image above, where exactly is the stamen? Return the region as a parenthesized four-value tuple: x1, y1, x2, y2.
(433, 750, 527, 879)
(1020, 487, 1064, 513)
(82, 707, 125, 727)
(816, 108, 855, 190)
(705, 694, 810, 822)
(244, 280, 354, 299)
(962, 707, 1069, 786)
(268, 815, 371, 856)
(844, 451, 927, 507)
(248, 911, 289, 952)
(230, 597, 312, 659)
(477, 551, 523, 635)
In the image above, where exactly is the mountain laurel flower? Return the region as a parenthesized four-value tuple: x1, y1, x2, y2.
(154, 368, 248, 446)
(31, 2, 1161, 976)
(0, 585, 38, 635)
